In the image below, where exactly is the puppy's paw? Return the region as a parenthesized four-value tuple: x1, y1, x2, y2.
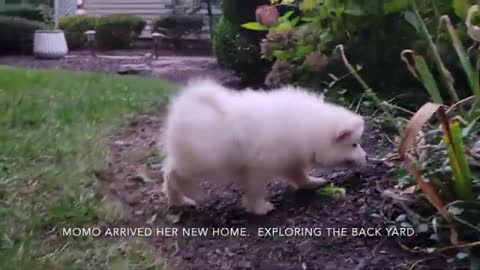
(300, 176, 328, 190)
(243, 199, 275, 215)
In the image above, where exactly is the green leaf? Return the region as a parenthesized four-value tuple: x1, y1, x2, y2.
(291, 17, 300, 27)
(344, 8, 365, 16)
(448, 206, 464, 216)
(279, 11, 294, 22)
(275, 22, 293, 31)
(413, 55, 444, 103)
(301, 17, 315, 22)
(295, 45, 314, 57)
(241, 22, 268, 31)
(273, 50, 295, 60)
(316, 185, 346, 198)
(384, 0, 409, 14)
(445, 122, 473, 200)
(453, 0, 469, 19)
(463, 115, 480, 137)
(400, 222, 412, 228)
(300, 0, 315, 12)
(456, 252, 470, 260)
(442, 17, 480, 104)
(416, 223, 429, 233)
(403, 11, 420, 32)
(166, 213, 182, 224)
(395, 214, 407, 223)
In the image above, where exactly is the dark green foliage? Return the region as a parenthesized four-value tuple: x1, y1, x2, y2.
(152, 14, 203, 36)
(213, 16, 269, 84)
(59, 16, 98, 49)
(0, 7, 45, 21)
(0, 16, 48, 55)
(213, 0, 270, 84)
(95, 14, 146, 49)
(152, 14, 204, 50)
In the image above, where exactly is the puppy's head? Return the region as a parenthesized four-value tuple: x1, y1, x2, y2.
(313, 113, 367, 168)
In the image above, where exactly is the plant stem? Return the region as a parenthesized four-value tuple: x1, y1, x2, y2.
(334, 45, 401, 133)
(410, 0, 460, 103)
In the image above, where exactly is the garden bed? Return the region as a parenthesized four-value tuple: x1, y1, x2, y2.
(98, 111, 457, 270)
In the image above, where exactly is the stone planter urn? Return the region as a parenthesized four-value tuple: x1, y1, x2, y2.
(33, 30, 69, 59)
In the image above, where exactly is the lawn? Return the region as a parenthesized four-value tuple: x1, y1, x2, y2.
(0, 66, 174, 270)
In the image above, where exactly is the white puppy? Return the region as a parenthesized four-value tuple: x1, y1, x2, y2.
(160, 78, 367, 215)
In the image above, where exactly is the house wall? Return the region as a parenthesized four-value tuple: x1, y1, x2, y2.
(83, 0, 221, 40)
(84, 0, 174, 21)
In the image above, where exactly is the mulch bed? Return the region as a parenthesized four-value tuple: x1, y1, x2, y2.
(96, 109, 457, 270)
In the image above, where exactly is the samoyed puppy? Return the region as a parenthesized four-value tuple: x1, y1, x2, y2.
(160, 79, 367, 215)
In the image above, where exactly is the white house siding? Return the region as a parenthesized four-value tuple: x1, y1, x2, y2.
(84, 0, 174, 20)
(84, 0, 221, 39)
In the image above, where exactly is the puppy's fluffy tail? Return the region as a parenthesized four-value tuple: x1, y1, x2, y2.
(158, 77, 230, 162)
(179, 78, 230, 116)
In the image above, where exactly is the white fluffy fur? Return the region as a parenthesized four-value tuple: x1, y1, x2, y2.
(160, 78, 367, 215)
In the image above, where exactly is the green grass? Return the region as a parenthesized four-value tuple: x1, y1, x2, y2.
(0, 66, 174, 270)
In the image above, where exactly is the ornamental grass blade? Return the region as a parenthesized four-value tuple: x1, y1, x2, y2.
(399, 102, 459, 245)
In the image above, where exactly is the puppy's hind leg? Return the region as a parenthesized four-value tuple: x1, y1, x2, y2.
(241, 170, 275, 215)
(163, 168, 197, 207)
(287, 167, 328, 190)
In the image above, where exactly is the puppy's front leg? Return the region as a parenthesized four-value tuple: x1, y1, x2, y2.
(287, 168, 328, 190)
(241, 171, 274, 215)
(163, 170, 197, 207)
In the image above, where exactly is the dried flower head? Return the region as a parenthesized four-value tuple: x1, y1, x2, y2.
(256, 5, 279, 27)
(265, 60, 294, 86)
(304, 51, 328, 72)
(303, 29, 319, 45)
(266, 29, 296, 49)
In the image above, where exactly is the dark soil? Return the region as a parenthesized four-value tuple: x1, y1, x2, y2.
(97, 109, 457, 270)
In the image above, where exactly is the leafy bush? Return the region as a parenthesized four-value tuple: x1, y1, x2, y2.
(0, 16, 48, 55)
(152, 14, 203, 36)
(152, 14, 204, 50)
(59, 16, 98, 49)
(0, 7, 45, 21)
(95, 14, 145, 49)
(213, 0, 270, 84)
(214, 16, 270, 84)
(242, 0, 466, 102)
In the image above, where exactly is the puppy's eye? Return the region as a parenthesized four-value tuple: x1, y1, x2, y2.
(352, 143, 358, 148)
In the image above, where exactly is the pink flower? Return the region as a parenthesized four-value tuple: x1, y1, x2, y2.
(256, 5, 279, 27)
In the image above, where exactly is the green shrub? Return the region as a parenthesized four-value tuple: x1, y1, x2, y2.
(152, 14, 204, 50)
(0, 7, 45, 21)
(59, 16, 98, 49)
(95, 14, 145, 49)
(0, 16, 48, 55)
(213, 0, 270, 84)
(152, 14, 203, 36)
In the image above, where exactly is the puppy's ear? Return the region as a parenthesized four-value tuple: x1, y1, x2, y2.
(335, 128, 353, 143)
(334, 118, 364, 143)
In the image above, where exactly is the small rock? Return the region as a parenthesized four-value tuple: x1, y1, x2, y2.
(118, 64, 152, 75)
(134, 209, 144, 216)
(114, 140, 129, 146)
